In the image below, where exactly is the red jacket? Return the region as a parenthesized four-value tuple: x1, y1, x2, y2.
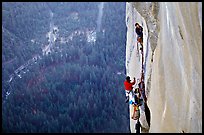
(124, 79, 136, 91)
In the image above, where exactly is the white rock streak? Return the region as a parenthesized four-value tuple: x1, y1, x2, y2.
(96, 2, 105, 33)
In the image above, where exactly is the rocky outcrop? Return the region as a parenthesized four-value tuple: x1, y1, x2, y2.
(126, 2, 202, 133)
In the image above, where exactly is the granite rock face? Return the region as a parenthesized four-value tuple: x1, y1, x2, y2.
(126, 2, 202, 133)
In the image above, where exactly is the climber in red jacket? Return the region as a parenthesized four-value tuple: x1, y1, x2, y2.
(124, 76, 136, 103)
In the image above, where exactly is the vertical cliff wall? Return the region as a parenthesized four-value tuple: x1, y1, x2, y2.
(126, 2, 202, 133)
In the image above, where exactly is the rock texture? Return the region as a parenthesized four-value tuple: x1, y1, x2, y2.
(126, 2, 202, 133)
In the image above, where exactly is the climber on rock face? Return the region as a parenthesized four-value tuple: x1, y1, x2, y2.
(124, 76, 136, 103)
(134, 89, 143, 106)
(135, 23, 143, 47)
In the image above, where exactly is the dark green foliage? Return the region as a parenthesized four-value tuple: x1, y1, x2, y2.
(2, 2, 129, 133)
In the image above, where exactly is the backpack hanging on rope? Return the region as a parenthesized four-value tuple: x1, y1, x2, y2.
(131, 104, 140, 120)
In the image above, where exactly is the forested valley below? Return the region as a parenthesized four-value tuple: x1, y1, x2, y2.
(2, 2, 129, 133)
